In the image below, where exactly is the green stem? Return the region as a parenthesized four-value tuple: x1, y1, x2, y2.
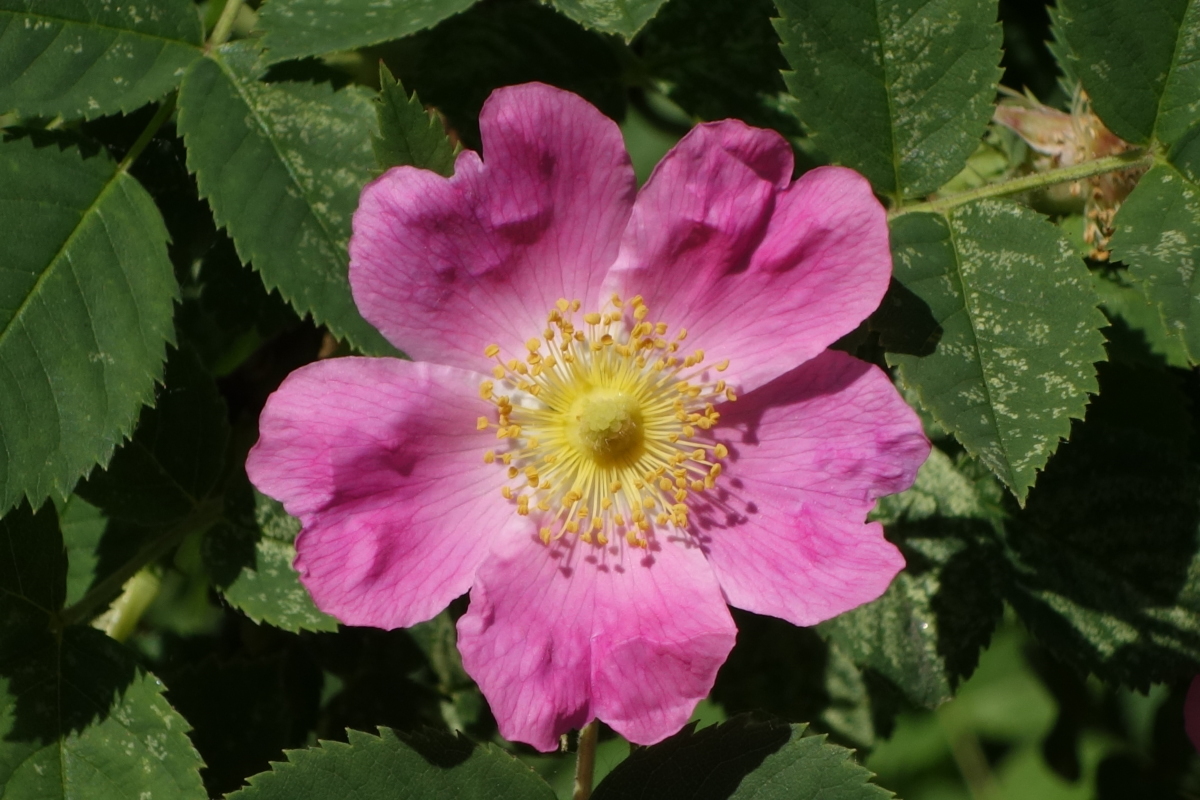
(94, 568, 162, 642)
(572, 721, 600, 800)
(208, 0, 246, 50)
(57, 500, 221, 629)
(115, 92, 177, 174)
(891, 151, 1156, 218)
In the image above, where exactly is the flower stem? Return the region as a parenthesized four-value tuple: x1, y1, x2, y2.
(56, 500, 222, 630)
(890, 150, 1156, 218)
(572, 721, 600, 800)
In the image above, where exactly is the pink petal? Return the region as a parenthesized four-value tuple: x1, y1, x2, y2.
(349, 83, 636, 371)
(695, 350, 929, 626)
(457, 532, 736, 751)
(1187, 676, 1200, 752)
(246, 358, 516, 629)
(609, 122, 891, 392)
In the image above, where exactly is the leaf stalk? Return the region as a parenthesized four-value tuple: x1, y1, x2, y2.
(891, 151, 1156, 218)
(115, 92, 177, 174)
(208, 0, 246, 50)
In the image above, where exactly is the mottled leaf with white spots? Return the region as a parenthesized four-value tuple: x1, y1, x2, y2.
(825, 450, 1006, 708)
(205, 489, 338, 633)
(0, 0, 201, 120)
(1111, 163, 1200, 363)
(773, 0, 1003, 199)
(1004, 361, 1200, 687)
(258, 0, 480, 64)
(1054, 0, 1200, 145)
(177, 41, 397, 356)
(886, 202, 1108, 502)
(0, 502, 206, 799)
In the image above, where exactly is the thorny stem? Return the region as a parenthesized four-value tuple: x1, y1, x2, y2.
(572, 721, 600, 800)
(890, 150, 1156, 218)
(208, 0, 246, 50)
(56, 500, 222, 630)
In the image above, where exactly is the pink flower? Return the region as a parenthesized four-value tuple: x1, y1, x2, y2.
(246, 83, 930, 751)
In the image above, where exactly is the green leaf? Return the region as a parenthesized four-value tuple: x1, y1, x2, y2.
(0, 139, 177, 515)
(592, 716, 891, 800)
(885, 202, 1108, 502)
(774, 0, 1003, 199)
(636, 0, 799, 134)
(76, 347, 229, 526)
(400, 0, 625, 148)
(1003, 360, 1200, 687)
(1055, 0, 1200, 145)
(822, 527, 1003, 709)
(1092, 267, 1192, 368)
(550, 0, 668, 40)
(0, 502, 206, 799)
(870, 447, 1006, 527)
(177, 41, 396, 355)
(374, 64, 456, 176)
(712, 616, 877, 750)
(1110, 162, 1200, 363)
(258, 0, 480, 64)
(205, 488, 338, 633)
(228, 727, 556, 800)
(822, 451, 1005, 708)
(58, 495, 106, 607)
(0, 0, 201, 120)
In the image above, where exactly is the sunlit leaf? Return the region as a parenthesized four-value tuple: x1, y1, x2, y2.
(774, 0, 1003, 198)
(177, 41, 395, 355)
(886, 202, 1108, 501)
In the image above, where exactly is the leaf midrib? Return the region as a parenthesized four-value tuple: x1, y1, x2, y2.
(942, 211, 1021, 492)
(0, 165, 122, 358)
(869, 0, 904, 200)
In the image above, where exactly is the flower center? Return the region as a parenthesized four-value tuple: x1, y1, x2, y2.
(568, 389, 643, 463)
(478, 294, 734, 549)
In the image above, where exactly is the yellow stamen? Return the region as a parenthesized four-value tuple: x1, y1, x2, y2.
(477, 297, 734, 548)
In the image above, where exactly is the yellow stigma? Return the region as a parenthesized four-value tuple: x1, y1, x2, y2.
(479, 295, 733, 549)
